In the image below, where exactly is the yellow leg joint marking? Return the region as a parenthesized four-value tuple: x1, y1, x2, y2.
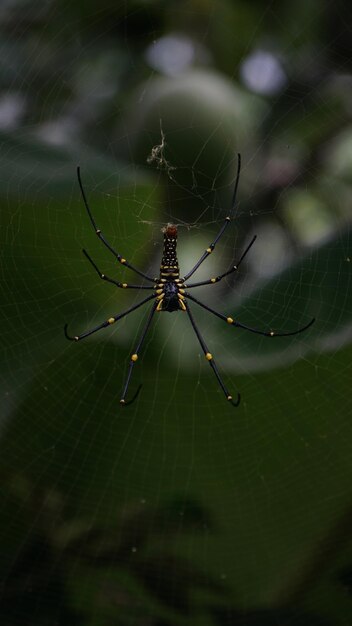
(205, 352, 213, 360)
(74, 336, 79, 341)
(120, 399, 125, 404)
(226, 216, 231, 221)
(156, 289, 163, 295)
(131, 354, 138, 362)
(206, 247, 213, 254)
(270, 331, 275, 336)
(178, 289, 185, 294)
(227, 317, 234, 324)
(178, 293, 185, 300)
(108, 317, 115, 324)
(156, 299, 164, 311)
(122, 283, 128, 288)
(211, 278, 216, 283)
(227, 395, 232, 400)
(179, 299, 187, 311)
(120, 258, 126, 264)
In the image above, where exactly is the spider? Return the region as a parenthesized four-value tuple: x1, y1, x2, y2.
(64, 155, 315, 406)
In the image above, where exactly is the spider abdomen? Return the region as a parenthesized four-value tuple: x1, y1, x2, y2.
(156, 224, 184, 311)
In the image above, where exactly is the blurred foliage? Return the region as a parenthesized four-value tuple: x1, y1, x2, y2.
(1, 0, 352, 624)
(1, 475, 225, 624)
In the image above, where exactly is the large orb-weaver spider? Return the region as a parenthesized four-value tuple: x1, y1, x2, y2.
(64, 155, 315, 406)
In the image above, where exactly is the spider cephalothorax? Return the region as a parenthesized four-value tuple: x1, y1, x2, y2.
(64, 156, 315, 407)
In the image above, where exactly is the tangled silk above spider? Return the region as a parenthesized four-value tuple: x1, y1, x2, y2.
(64, 155, 315, 407)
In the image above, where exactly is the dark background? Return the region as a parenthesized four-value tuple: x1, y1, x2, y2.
(1, 1, 352, 624)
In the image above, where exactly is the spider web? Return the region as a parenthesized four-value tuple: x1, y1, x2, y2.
(1, 1, 352, 625)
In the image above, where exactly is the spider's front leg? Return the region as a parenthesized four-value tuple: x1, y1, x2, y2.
(185, 303, 240, 407)
(120, 302, 157, 406)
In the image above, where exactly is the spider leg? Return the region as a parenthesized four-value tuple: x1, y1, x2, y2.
(77, 167, 155, 282)
(185, 235, 257, 288)
(120, 302, 157, 406)
(82, 249, 155, 290)
(183, 154, 241, 282)
(64, 294, 155, 342)
(186, 292, 315, 337)
(186, 303, 240, 407)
